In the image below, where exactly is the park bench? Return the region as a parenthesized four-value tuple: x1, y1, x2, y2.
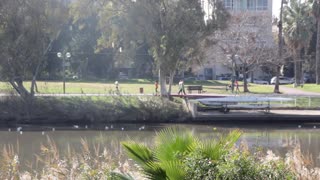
(187, 85, 203, 94)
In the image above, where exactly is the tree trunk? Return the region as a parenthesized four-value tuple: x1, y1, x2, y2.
(159, 67, 168, 97)
(9, 78, 31, 98)
(274, 65, 281, 93)
(243, 68, 249, 92)
(275, 0, 283, 93)
(167, 71, 175, 96)
(294, 56, 300, 87)
(316, 19, 320, 84)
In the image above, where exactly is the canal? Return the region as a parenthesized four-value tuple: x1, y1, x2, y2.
(0, 123, 319, 170)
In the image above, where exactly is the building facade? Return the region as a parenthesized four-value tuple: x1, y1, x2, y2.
(196, 0, 274, 80)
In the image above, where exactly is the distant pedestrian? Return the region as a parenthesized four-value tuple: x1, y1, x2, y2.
(154, 80, 159, 95)
(235, 80, 240, 93)
(178, 80, 186, 95)
(115, 81, 119, 92)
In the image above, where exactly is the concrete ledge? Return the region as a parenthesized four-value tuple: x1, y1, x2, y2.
(195, 110, 320, 122)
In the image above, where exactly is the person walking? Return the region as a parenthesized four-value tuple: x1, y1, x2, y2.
(178, 80, 186, 96)
(235, 80, 240, 93)
(154, 80, 159, 95)
(115, 81, 119, 93)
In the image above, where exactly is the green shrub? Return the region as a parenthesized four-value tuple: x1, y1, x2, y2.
(121, 128, 296, 180)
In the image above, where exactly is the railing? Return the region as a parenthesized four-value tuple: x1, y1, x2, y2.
(242, 94, 320, 108)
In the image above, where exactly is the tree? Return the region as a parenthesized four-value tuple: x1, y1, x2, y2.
(76, 0, 228, 96)
(97, 0, 204, 96)
(311, 0, 320, 84)
(208, 12, 272, 93)
(283, 0, 314, 86)
(0, 0, 69, 97)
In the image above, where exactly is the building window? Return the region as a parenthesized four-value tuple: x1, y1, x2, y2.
(234, 0, 248, 11)
(224, 0, 233, 10)
(247, 0, 256, 11)
(257, 0, 268, 10)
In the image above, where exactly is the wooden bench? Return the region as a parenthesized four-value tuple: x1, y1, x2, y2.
(187, 85, 203, 94)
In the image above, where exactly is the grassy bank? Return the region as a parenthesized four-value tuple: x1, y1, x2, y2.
(0, 96, 187, 124)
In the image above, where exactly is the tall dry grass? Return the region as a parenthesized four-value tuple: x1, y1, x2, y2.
(0, 137, 141, 180)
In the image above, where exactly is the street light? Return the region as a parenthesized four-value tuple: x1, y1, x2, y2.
(57, 52, 71, 94)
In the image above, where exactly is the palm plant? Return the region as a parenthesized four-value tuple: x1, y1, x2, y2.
(121, 128, 241, 180)
(283, 0, 314, 86)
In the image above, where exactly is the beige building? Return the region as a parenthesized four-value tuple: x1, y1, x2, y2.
(196, 0, 274, 80)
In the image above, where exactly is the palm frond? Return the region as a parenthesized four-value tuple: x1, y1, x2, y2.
(159, 160, 186, 180)
(121, 141, 153, 166)
(200, 129, 242, 160)
(154, 127, 197, 161)
(110, 172, 135, 180)
(143, 161, 167, 180)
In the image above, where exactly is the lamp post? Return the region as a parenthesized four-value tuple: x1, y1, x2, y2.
(57, 52, 71, 94)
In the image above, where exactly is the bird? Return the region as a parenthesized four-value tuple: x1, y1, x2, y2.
(8, 128, 11, 132)
(105, 126, 109, 130)
(42, 131, 45, 135)
(17, 127, 22, 132)
(52, 128, 55, 131)
(298, 125, 302, 128)
(121, 127, 124, 131)
(73, 125, 79, 129)
(19, 131, 23, 135)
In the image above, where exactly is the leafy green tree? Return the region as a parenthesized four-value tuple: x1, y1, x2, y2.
(283, 0, 314, 86)
(92, 0, 228, 96)
(0, 0, 68, 97)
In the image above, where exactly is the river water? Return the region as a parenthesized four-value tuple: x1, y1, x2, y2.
(0, 123, 320, 169)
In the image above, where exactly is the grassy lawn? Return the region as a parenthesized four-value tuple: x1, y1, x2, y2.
(0, 80, 276, 95)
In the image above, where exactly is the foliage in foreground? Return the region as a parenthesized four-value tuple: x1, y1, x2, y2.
(0, 96, 186, 123)
(121, 128, 320, 180)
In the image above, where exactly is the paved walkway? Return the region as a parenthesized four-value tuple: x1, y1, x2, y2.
(280, 86, 320, 96)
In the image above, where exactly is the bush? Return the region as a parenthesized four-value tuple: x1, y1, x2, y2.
(121, 128, 296, 180)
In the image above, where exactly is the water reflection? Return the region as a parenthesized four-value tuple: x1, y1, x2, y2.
(0, 123, 319, 169)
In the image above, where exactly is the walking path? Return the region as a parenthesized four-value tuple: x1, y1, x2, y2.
(280, 86, 320, 96)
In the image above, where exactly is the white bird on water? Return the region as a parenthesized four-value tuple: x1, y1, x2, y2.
(17, 127, 22, 132)
(73, 125, 79, 129)
(105, 126, 109, 130)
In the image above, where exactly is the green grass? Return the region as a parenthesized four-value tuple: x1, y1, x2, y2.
(0, 80, 278, 95)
